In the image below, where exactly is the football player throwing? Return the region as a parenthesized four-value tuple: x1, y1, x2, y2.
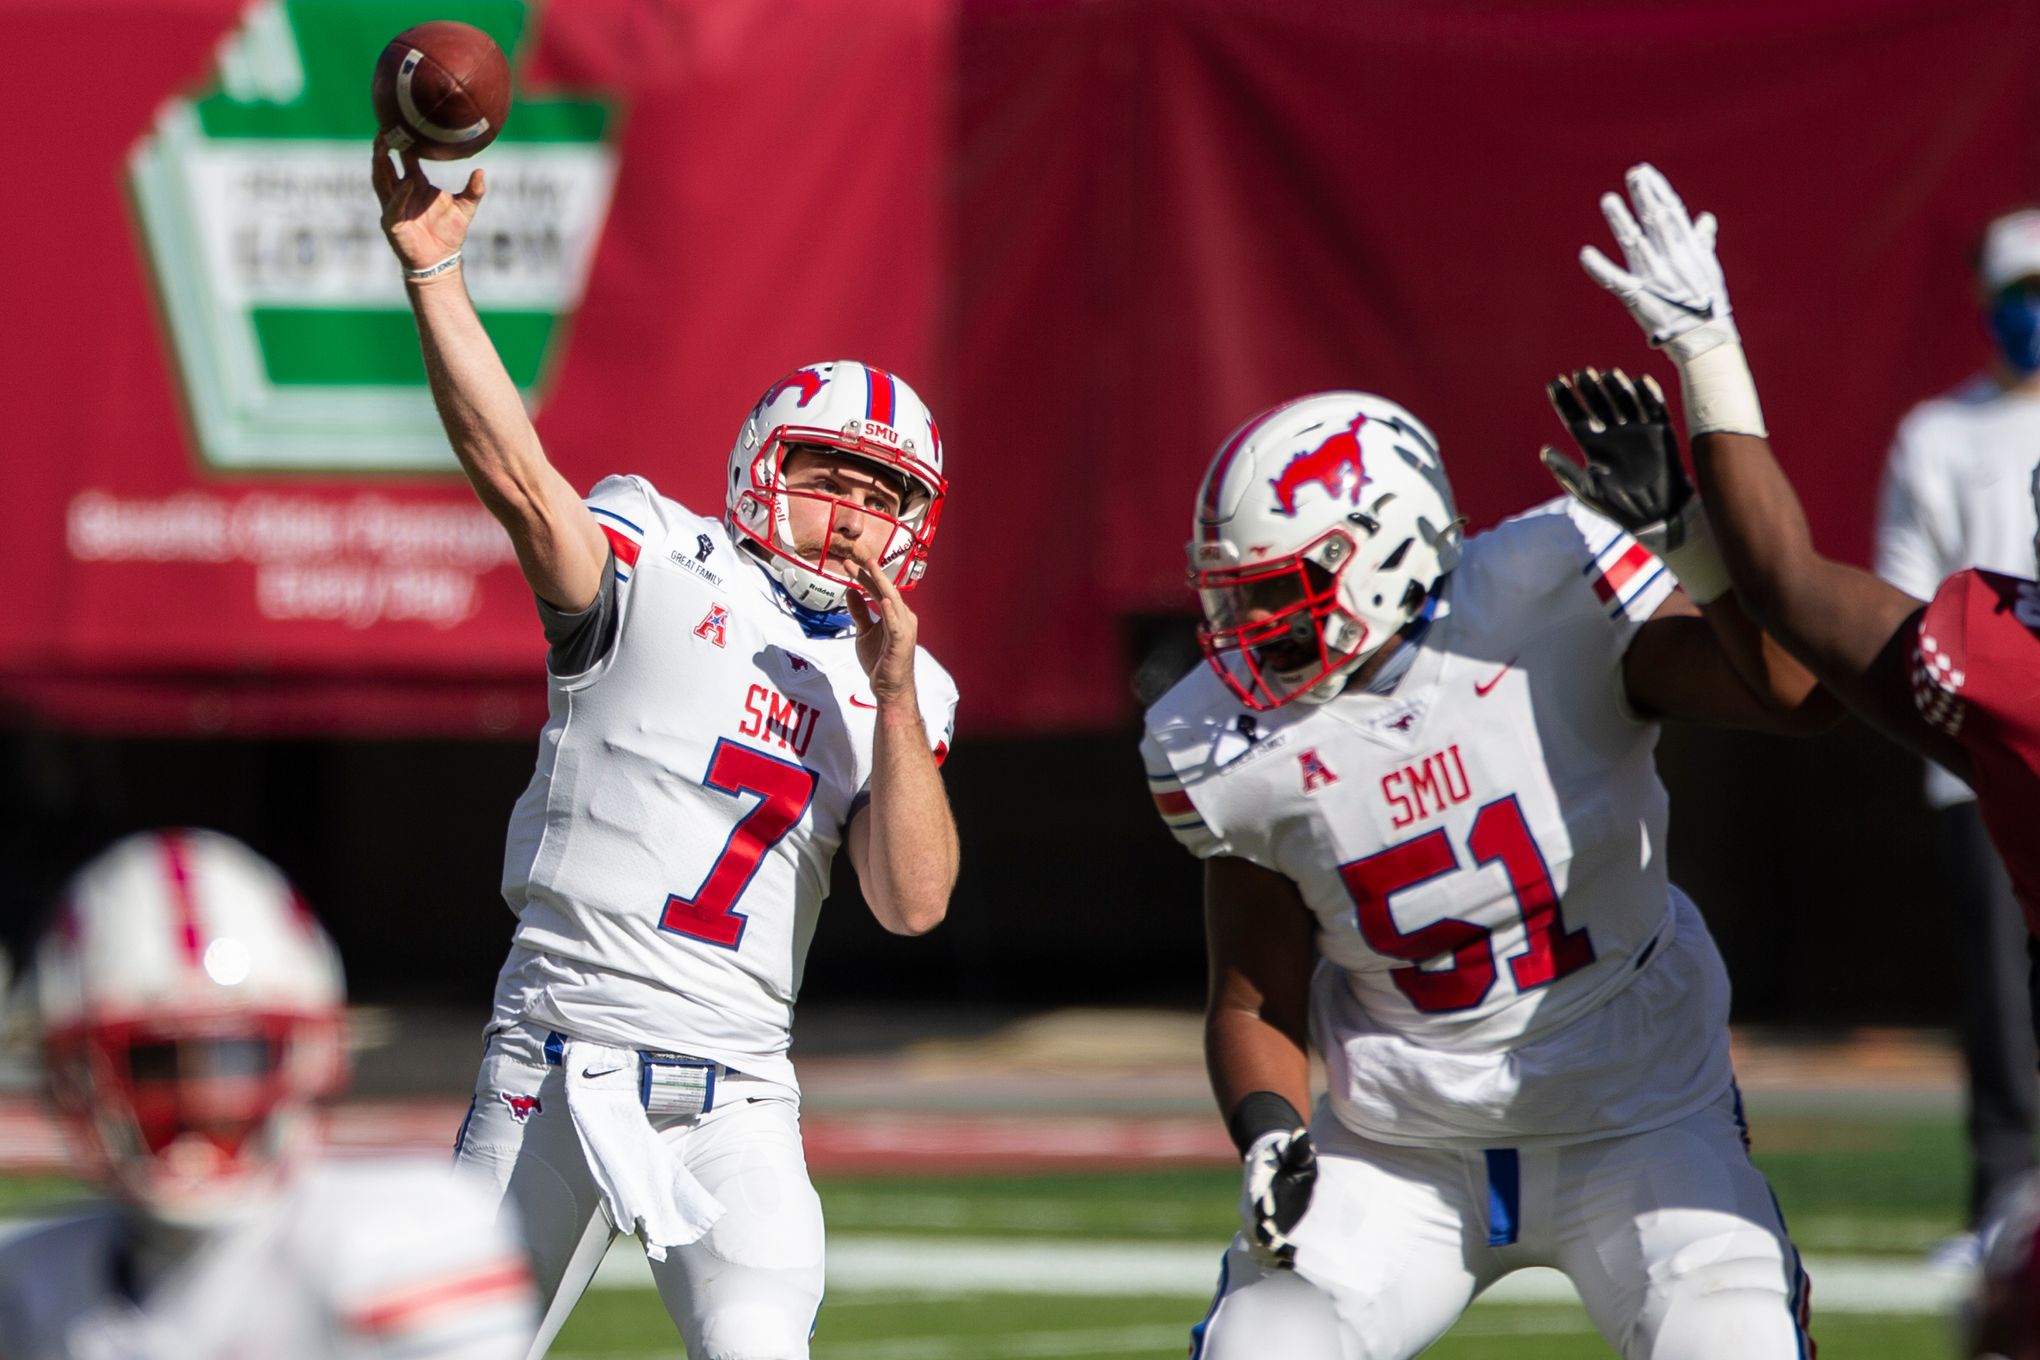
(0, 830, 537, 1359)
(372, 137, 959, 1360)
(1146, 376, 1830, 1355)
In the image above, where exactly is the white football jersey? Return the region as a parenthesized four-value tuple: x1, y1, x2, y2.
(1144, 498, 1733, 1148)
(494, 476, 958, 1087)
(0, 1159, 534, 1360)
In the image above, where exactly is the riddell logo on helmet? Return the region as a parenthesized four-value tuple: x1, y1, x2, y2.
(1269, 413, 1372, 517)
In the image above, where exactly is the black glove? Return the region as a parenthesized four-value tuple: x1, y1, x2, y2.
(1540, 366, 1698, 553)
(1240, 1126, 1318, 1268)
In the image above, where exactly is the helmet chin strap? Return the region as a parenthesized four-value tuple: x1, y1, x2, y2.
(769, 557, 849, 612)
(744, 552, 854, 637)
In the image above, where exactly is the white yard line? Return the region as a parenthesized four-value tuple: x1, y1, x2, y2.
(587, 1235, 1969, 1315)
(0, 1215, 1965, 1318)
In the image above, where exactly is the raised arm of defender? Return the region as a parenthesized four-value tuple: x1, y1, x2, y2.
(1575, 163, 1969, 775)
(1539, 363, 1834, 734)
(372, 137, 608, 611)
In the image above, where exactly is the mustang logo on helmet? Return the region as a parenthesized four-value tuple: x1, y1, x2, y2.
(1269, 413, 1372, 517)
(766, 368, 827, 409)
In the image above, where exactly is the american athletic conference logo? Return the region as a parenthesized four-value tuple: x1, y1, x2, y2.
(126, 0, 617, 472)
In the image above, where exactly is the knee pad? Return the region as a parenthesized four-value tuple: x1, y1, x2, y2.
(1197, 1265, 1350, 1360)
(692, 1301, 811, 1360)
(1635, 1238, 1806, 1359)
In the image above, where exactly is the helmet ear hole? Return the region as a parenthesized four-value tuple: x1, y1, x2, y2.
(1379, 538, 1414, 572)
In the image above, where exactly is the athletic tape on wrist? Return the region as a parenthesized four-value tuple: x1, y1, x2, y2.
(1660, 504, 1731, 605)
(1677, 341, 1768, 440)
(406, 250, 463, 281)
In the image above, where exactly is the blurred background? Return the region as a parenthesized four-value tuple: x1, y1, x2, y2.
(2, 0, 2037, 1353)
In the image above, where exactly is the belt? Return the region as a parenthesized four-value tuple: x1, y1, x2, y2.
(540, 1029, 727, 1115)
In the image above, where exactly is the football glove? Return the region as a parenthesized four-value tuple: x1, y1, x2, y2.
(1541, 367, 1690, 547)
(1240, 1126, 1318, 1269)
(1542, 366, 1729, 603)
(1580, 163, 1737, 363)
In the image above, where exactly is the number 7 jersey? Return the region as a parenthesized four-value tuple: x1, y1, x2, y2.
(493, 476, 958, 1090)
(1142, 498, 1734, 1148)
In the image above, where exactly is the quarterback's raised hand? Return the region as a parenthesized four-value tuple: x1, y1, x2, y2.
(1241, 1125, 1318, 1268)
(1581, 163, 1736, 362)
(848, 556, 919, 706)
(371, 133, 483, 277)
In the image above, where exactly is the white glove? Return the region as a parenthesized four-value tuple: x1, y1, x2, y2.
(1240, 1127, 1317, 1269)
(1581, 162, 1767, 438)
(1580, 163, 1738, 363)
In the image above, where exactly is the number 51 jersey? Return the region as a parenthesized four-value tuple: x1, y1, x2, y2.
(1142, 498, 1733, 1148)
(495, 476, 957, 1090)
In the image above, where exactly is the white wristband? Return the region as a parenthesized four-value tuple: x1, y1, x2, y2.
(1676, 340, 1768, 439)
(405, 250, 463, 282)
(1657, 502, 1732, 605)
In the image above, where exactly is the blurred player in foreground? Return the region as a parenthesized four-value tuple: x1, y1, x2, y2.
(1144, 359, 1831, 1352)
(0, 829, 536, 1359)
(1577, 164, 2040, 984)
(372, 137, 959, 1360)
(1575, 158, 2040, 1359)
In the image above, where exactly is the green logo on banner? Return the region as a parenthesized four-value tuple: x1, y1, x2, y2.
(129, 0, 616, 472)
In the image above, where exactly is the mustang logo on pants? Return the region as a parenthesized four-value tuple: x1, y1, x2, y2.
(499, 1092, 543, 1123)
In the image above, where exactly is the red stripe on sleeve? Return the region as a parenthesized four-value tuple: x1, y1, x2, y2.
(1153, 789, 1194, 818)
(600, 524, 641, 568)
(1591, 541, 1652, 602)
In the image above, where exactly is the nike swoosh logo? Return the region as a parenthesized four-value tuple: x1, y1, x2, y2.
(580, 1066, 623, 1080)
(1643, 289, 1713, 320)
(849, 695, 878, 709)
(1474, 659, 1519, 697)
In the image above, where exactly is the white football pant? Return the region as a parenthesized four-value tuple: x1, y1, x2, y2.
(1192, 1086, 1812, 1360)
(453, 1021, 825, 1360)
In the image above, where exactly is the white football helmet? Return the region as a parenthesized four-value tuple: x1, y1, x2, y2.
(33, 830, 346, 1224)
(725, 361, 947, 611)
(1190, 392, 1463, 709)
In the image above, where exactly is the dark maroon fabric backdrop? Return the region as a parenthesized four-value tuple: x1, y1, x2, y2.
(3, 0, 2036, 735)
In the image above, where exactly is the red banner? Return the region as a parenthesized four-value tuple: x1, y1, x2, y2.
(2, 0, 2035, 735)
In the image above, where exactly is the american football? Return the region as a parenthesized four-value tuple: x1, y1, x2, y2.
(370, 20, 510, 160)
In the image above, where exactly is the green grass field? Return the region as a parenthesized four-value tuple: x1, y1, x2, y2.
(0, 1104, 1978, 1357)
